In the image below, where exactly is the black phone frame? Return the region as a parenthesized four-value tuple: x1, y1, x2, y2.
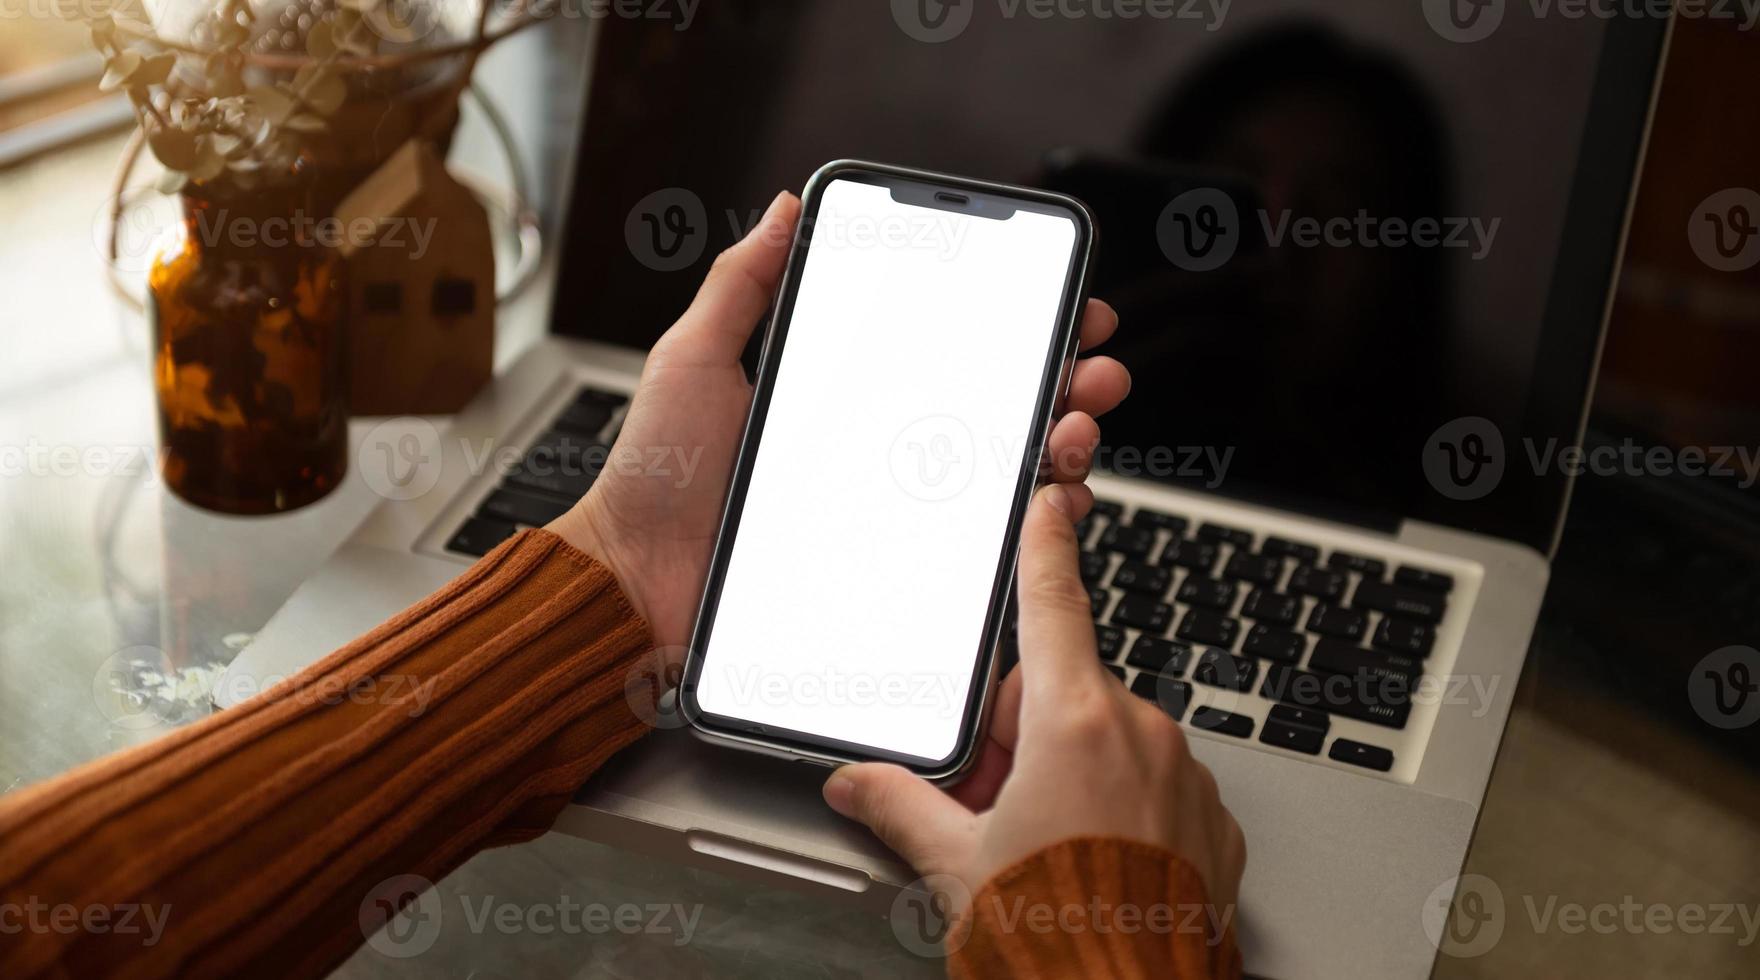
(677, 159, 1096, 779)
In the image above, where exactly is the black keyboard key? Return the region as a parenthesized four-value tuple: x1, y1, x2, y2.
(1196, 522, 1254, 548)
(446, 516, 517, 557)
(575, 386, 628, 407)
(524, 431, 611, 480)
(1287, 565, 1346, 602)
(1261, 537, 1320, 564)
(505, 461, 596, 500)
(1176, 609, 1240, 648)
(1099, 524, 1156, 559)
(1110, 560, 1170, 595)
(1131, 508, 1188, 533)
(1260, 717, 1325, 755)
(1176, 575, 1237, 611)
(1095, 624, 1127, 660)
(1126, 637, 1193, 676)
(553, 399, 613, 436)
(1261, 663, 1411, 729)
(1090, 498, 1124, 518)
(1306, 603, 1367, 641)
(1088, 587, 1109, 617)
(1161, 539, 1219, 573)
(1395, 566, 1455, 593)
(1103, 663, 1126, 682)
(1195, 650, 1258, 691)
(1267, 704, 1331, 733)
(1352, 580, 1447, 625)
(1330, 738, 1395, 772)
(1308, 637, 1422, 683)
(1111, 595, 1173, 633)
(1223, 551, 1282, 587)
(1327, 551, 1386, 579)
(1241, 589, 1300, 628)
(1374, 617, 1436, 659)
(1242, 624, 1306, 664)
(1130, 674, 1192, 720)
(1190, 707, 1253, 738)
(479, 488, 572, 528)
(1080, 551, 1110, 583)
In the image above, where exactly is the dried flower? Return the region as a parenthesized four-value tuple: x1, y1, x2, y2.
(76, 0, 396, 193)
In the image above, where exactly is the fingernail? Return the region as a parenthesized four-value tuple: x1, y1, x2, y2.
(823, 770, 856, 817)
(1042, 484, 1072, 518)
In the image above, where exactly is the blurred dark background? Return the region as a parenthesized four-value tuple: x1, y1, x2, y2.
(1529, 8, 1760, 795)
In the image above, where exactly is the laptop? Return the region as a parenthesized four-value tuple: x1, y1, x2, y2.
(216, 4, 1671, 977)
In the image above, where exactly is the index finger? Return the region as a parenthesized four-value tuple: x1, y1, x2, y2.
(1013, 485, 1110, 707)
(1077, 298, 1119, 351)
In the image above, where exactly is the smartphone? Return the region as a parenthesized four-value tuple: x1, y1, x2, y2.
(680, 160, 1095, 779)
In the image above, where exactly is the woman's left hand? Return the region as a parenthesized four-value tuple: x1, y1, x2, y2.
(549, 190, 1132, 651)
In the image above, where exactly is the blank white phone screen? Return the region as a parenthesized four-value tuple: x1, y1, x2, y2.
(695, 177, 1079, 763)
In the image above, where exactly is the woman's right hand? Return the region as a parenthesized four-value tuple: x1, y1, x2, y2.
(823, 483, 1247, 919)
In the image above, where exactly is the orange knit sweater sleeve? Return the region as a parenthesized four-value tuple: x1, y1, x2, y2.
(945, 837, 1244, 980)
(0, 529, 1241, 979)
(0, 529, 655, 978)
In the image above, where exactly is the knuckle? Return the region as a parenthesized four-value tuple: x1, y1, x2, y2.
(1132, 702, 1181, 750)
(707, 245, 740, 275)
(1056, 693, 1121, 747)
(1228, 816, 1248, 872)
(1193, 759, 1222, 806)
(1138, 707, 1190, 758)
(1033, 509, 1079, 548)
(1021, 571, 1088, 615)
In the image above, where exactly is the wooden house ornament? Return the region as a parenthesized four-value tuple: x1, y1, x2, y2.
(335, 138, 495, 416)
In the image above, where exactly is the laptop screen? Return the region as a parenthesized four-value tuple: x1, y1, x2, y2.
(548, 1, 1666, 552)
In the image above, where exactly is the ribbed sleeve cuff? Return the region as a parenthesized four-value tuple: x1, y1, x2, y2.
(946, 837, 1243, 980)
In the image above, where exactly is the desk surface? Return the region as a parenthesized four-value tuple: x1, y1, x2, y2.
(3, 134, 1756, 980)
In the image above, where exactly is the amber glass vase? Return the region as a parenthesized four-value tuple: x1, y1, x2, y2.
(149, 178, 348, 514)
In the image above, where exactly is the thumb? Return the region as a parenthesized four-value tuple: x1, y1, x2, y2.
(823, 763, 976, 874)
(655, 190, 801, 365)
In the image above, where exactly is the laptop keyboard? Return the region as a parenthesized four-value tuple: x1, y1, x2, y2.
(445, 386, 630, 557)
(444, 390, 1458, 778)
(1001, 497, 1461, 775)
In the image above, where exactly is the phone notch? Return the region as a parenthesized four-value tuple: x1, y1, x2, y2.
(889, 182, 1018, 220)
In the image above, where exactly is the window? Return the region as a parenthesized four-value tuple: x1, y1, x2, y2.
(0, 2, 140, 167)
